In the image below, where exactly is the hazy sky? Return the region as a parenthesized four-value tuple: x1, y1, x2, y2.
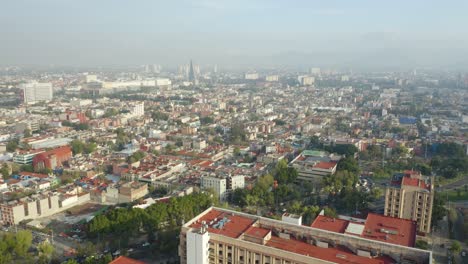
(2, 0, 468, 70)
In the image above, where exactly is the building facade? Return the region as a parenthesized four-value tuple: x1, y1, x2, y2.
(201, 177, 227, 201)
(179, 207, 432, 264)
(20, 81, 53, 104)
(32, 146, 72, 170)
(1, 192, 90, 225)
(384, 170, 434, 233)
(289, 150, 341, 186)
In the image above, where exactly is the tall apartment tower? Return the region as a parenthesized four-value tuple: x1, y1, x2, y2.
(20, 81, 53, 104)
(188, 60, 196, 82)
(384, 170, 434, 234)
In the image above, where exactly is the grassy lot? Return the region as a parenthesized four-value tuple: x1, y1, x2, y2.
(436, 174, 465, 187)
(443, 189, 468, 202)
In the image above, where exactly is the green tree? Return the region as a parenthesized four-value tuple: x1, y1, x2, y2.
(323, 207, 338, 218)
(76, 242, 96, 258)
(337, 157, 360, 176)
(14, 230, 33, 257)
(415, 240, 429, 250)
(274, 159, 298, 184)
(1, 164, 10, 180)
(450, 241, 462, 254)
(37, 241, 54, 264)
(233, 147, 241, 156)
(70, 139, 85, 155)
(331, 144, 358, 157)
(432, 192, 447, 227)
(19, 164, 34, 172)
(200, 116, 214, 125)
(84, 142, 97, 154)
(23, 128, 32, 138)
(6, 140, 18, 152)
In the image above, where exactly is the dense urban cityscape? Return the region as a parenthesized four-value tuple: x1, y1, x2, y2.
(0, 64, 466, 264)
(2, 1, 468, 264)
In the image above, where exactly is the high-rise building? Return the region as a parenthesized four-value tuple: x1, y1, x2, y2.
(130, 102, 145, 117)
(20, 81, 53, 104)
(189, 60, 196, 82)
(265, 75, 279, 82)
(298, 76, 315, 86)
(85, 74, 98, 83)
(179, 207, 432, 264)
(310, 67, 321, 75)
(245, 73, 259, 80)
(384, 170, 434, 234)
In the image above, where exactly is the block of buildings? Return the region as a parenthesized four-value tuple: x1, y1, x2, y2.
(201, 175, 245, 201)
(13, 149, 45, 165)
(179, 207, 432, 264)
(32, 146, 72, 170)
(0, 191, 89, 225)
(289, 150, 341, 184)
(119, 182, 148, 203)
(384, 170, 434, 234)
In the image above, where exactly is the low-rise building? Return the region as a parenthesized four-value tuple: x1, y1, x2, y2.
(289, 150, 341, 185)
(32, 146, 72, 170)
(119, 182, 148, 203)
(13, 150, 45, 165)
(0, 191, 89, 225)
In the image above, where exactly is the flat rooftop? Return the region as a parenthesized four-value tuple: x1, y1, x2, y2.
(311, 213, 416, 247)
(188, 209, 397, 264)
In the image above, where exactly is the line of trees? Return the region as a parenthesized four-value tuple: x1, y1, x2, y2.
(70, 139, 97, 155)
(86, 192, 215, 256)
(0, 230, 34, 264)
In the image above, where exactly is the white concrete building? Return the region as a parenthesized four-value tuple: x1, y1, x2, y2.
(282, 213, 302, 225)
(245, 73, 259, 80)
(85, 74, 98, 83)
(228, 175, 245, 190)
(186, 227, 210, 264)
(265, 75, 279, 82)
(298, 76, 315, 86)
(21, 81, 53, 104)
(130, 102, 145, 117)
(70, 98, 93, 107)
(201, 176, 227, 201)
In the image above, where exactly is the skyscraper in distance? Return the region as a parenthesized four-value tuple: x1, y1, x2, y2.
(188, 60, 196, 82)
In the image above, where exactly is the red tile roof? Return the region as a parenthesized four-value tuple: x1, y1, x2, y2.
(245, 226, 270, 239)
(362, 213, 416, 247)
(190, 210, 254, 238)
(401, 177, 430, 190)
(313, 161, 337, 170)
(109, 256, 146, 264)
(311, 215, 348, 233)
(266, 236, 392, 264)
(311, 213, 416, 247)
(190, 209, 398, 264)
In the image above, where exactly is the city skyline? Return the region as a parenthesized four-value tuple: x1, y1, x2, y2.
(2, 0, 468, 70)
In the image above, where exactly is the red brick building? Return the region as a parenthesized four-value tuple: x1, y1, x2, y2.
(33, 146, 72, 170)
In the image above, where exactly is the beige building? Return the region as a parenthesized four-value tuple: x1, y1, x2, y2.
(0, 192, 89, 225)
(384, 170, 434, 233)
(179, 207, 432, 264)
(118, 182, 148, 203)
